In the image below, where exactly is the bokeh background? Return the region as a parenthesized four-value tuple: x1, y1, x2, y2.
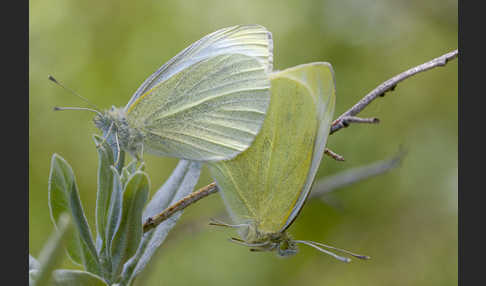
(29, 0, 457, 285)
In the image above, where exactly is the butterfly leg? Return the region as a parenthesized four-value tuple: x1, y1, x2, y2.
(228, 237, 270, 247)
(208, 218, 247, 228)
(138, 144, 144, 161)
(114, 131, 121, 166)
(96, 122, 114, 148)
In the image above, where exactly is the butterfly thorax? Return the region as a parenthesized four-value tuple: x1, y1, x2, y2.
(240, 224, 297, 257)
(93, 106, 144, 160)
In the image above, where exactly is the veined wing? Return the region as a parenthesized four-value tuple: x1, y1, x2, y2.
(208, 74, 318, 237)
(126, 53, 271, 161)
(125, 24, 273, 110)
(276, 63, 336, 232)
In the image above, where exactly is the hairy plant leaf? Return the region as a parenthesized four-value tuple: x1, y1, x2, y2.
(99, 166, 123, 277)
(31, 214, 72, 286)
(51, 270, 107, 286)
(93, 135, 115, 256)
(121, 160, 138, 186)
(110, 171, 149, 279)
(30, 270, 39, 286)
(120, 160, 201, 284)
(48, 154, 101, 275)
(29, 254, 40, 271)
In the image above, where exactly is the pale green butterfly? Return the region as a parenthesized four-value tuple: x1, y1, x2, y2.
(208, 63, 370, 261)
(54, 25, 273, 162)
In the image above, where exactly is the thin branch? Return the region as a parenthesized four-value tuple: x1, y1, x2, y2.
(143, 182, 218, 232)
(310, 150, 405, 198)
(330, 49, 458, 134)
(324, 148, 345, 161)
(141, 49, 457, 232)
(341, 116, 380, 126)
(143, 152, 404, 232)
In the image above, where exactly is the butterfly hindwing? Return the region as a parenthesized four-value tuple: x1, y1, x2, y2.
(126, 54, 270, 161)
(209, 63, 336, 239)
(277, 63, 336, 231)
(209, 72, 318, 236)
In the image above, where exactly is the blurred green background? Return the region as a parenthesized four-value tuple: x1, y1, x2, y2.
(29, 0, 457, 285)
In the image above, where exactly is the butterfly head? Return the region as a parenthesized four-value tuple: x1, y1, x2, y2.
(93, 106, 144, 160)
(265, 232, 298, 257)
(270, 232, 299, 257)
(237, 229, 299, 257)
(238, 227, 370, 261)
(93, 106, 114, 132)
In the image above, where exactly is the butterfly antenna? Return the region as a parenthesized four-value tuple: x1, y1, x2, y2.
(48, 75, 101, 111)
(209, 218, 246, 228)
(294, 240, 352, 263)
(301, 240, 371, 260)
(228, 237, 270, 247)
(54, 106, 103, 117)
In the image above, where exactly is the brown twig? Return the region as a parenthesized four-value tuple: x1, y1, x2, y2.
(142, 151, 405, 233)
(324, 148, 345, 161)
(330, 49, 458, 134)
(341, 116, 380, 127)
(142, 50, 457, 232)
(143, 182, 218, 232)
